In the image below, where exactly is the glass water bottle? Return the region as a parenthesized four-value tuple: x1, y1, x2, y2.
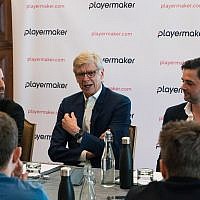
(101, 130, 115, 187)
(79, 161, 96, 200)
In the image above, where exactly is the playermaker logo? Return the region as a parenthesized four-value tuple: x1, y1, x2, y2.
(24, 28, 67, 37)
(103, 56, 135, 64)
(35, 134, 51, 141)
(25, 81, 68, 89)
(89, 1, 135, 10)
(157, 85, 182, 94)
(158, 29, 200, 38)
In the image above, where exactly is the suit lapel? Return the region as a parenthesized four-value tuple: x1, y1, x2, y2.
(90, 86, 107, 132)
(75, 94, 85, 128)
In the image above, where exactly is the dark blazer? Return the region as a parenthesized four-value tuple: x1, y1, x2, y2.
(126, 177, 200, 200)
(156, 102, 187, 171)
(0, 99, 25, 145)
(162, 102, 187, 125)
(48, 85, 131, 168)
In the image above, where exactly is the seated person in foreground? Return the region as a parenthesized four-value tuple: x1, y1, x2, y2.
(0, 68, 24, 145)
(126, 120, 200, 200)
(0, 112, 49, 200)
(48, 51, 131, 168)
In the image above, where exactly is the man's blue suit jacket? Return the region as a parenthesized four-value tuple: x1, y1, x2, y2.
(48, 85, 131, 168)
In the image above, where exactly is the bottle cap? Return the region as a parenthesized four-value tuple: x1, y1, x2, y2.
(60, 166, 71, 176)
(122, 137, 130, 144)
(105, 130, 113, 142)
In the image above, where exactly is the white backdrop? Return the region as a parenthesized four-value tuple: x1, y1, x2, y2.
(11, 0, 200, 169)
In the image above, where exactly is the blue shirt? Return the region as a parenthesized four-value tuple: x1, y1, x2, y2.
(0, 173, 49, 200)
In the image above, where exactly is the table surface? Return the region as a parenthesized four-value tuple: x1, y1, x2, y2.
(42, 167, 129, 200)
(29, 164, 163, 200)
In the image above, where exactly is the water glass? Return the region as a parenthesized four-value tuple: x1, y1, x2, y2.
(26, 162, 41, 177)
(137, 168, 153, 185)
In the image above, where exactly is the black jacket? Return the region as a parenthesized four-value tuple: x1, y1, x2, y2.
(126, 177, 200, 200)
(0, 99, 25, 145)
(156, 102, 187, 171)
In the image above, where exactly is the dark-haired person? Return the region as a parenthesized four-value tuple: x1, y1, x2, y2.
(0, 112, 49, 200)
(126, 120, 200, 200)
(157, 57, 200, 171)
(48, 51, 131, 168)
(0, 68, 24, 145)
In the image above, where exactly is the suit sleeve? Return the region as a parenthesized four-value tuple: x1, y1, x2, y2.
(156, 107, 177, 171)
(162, 108, 172, 125)
(156, 108, 169, 171)
(48, 101, 83, 165)
(108, 96, 131, 169)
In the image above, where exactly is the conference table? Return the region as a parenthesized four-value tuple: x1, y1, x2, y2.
(27, 163, 162, 200)
(41, 166, 129, 200)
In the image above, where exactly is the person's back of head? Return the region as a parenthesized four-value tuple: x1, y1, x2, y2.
(0, 111, 18, 169)
(159, 120, 200, 179)
(0, 111, 49, 200)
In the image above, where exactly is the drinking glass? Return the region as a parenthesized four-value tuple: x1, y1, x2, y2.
(137, 168, 153, 185)
(26, 162, 41, 178)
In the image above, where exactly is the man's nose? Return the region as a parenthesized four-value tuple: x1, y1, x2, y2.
(0, 79, 5, 87)
(181, 82, 186, 90)
(82, 74, 90, 80)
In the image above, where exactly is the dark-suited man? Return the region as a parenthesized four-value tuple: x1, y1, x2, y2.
(48, 51, 131, 168)
(126, 121, 200, 200)
(157, 57, 200, 171)
(0, 68, 24, 146)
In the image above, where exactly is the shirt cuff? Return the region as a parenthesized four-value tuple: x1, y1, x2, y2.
(77, 136, 83, 143)
(79, 150, 87, 161)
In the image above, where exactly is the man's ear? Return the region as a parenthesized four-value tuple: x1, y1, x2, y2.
(160, 159, 168, 180)
(100, 69, 104, 80)
(12, 147, 22, 163)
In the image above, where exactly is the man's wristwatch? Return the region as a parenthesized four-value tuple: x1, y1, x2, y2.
(74, 129, 84, 140)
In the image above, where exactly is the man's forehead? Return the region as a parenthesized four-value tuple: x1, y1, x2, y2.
(75, 63, 97, 72)
(0, 69, 3, 79)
